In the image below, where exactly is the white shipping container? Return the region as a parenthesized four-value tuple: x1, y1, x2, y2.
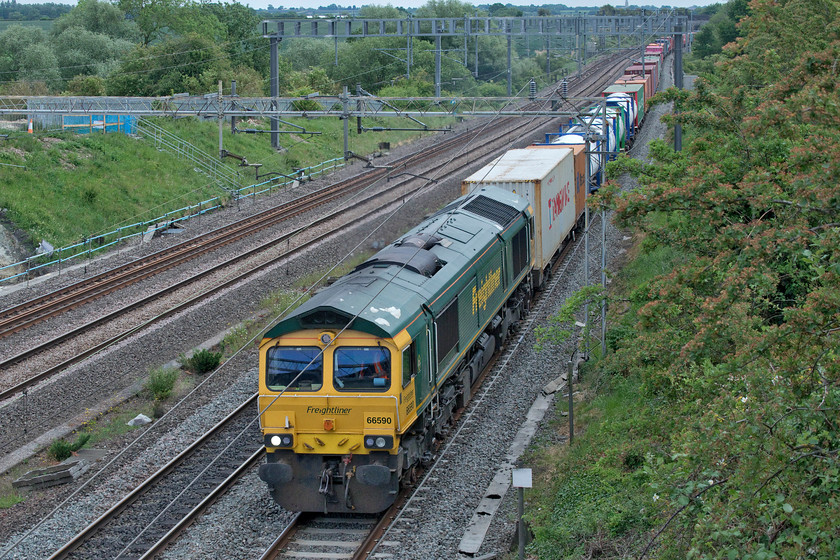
(462, 148, 577, 283)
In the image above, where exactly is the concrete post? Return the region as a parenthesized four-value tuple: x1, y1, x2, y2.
(435, 35, 442, 97)
(270, 36, 279, 150)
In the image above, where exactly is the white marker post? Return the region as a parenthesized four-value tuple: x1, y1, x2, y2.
(512, 468, 532, 560)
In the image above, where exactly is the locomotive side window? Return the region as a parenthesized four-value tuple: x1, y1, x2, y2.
(266, 346, 323, 391)
(511, 225, 529, 276)
(435, 299, 459, 369)
(402, 342, 417, 388)
(333, 346, 391, 392)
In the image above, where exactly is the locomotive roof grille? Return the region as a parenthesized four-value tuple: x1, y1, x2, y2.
(299, 309, 353, 329)
(462, 195, 521, 226)
(354, 246, 442, 277)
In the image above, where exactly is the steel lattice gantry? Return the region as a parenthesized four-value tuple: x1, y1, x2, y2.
(260, 14, 684, 39)
(2, 92, 613, 163)
(261, 13, 685, 145)
(1, 94, 603, 119)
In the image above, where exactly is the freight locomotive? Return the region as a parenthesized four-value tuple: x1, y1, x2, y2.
(257, 48, 669, 513)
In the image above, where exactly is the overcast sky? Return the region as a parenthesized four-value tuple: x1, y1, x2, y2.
(15, 0, 718, 10)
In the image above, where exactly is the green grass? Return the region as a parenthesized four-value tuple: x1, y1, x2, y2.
(1, 131, 224, 248)
(0, 491, 24, 509)
(1, 116, 450, 252)
(181, 348, 222, 374)
(525, 374, 667, 559)
(146, 367, 179, 401)
(47, 433, 91, 462)
(158, 114, 451, 189)
(523, 238, 682, 559)
(79, 406, 151, 446)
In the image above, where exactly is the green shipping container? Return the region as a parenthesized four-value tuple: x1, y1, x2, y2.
(603, 83, 646, 126)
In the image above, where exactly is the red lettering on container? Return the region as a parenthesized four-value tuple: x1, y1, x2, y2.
(547, 182, 571, 230)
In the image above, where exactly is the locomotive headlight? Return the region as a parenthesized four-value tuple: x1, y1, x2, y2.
(265, 434, 294, 448)
(364, 435, 393, 449)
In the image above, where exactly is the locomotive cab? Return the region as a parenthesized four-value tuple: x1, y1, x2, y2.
(258, 328, 413, 513)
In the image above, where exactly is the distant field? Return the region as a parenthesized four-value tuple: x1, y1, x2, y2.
(0, 20, 53, 32)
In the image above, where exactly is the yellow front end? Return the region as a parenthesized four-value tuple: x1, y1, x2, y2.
(257, 329, 416, 513)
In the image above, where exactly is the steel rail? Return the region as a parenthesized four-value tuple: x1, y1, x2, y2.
(48, 394, 260, 560)
(257, 513, 305, 560)
(138, 447, 265, 559)
(0, 99, 490, 340)
(0, 53, 630, 440)
(1, 48, 627, 341)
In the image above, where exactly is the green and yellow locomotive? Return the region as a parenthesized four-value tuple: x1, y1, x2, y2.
(258, 186, 534, 513)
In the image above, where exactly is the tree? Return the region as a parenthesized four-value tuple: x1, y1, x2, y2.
(19, 43, 61, 90)
(106, 33, 232, 96)
(0, 25, 48, 83)
(488, 3, 522, 17)
(358, 4, 407, 18)
(584, 0, 840, 555)
(51, 0, 139, 41)
(165, 2, 226, 41)
(52, 27, 135, 81)
(117, 0, 184, 46)
(415, 0, 475, 19)
(66, 74, 107, 95)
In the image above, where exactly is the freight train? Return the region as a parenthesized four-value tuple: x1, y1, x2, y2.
(257, 50, 666, 513)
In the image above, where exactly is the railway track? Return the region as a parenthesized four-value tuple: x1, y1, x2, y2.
(259, 514, 385, 560)
(0, 51, 633, 455)
(47, 395, 263, 560)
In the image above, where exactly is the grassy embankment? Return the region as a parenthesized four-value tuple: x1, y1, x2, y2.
(522, 244, 687, 558)
(0, 115, 448, 252)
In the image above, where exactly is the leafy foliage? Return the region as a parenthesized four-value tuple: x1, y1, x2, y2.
(529, 0, 840, 557)
(182, 348, 222, 375)
(51, 0, 139, 41)
(105, 32, 232, 96)
(146, 367, 178, 401)
(47, 433, 91, 462)
(573, 0, 840, 556)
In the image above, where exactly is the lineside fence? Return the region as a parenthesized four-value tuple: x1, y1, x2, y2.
(0, 157, 346, 286)
(134, 118, 243, 192)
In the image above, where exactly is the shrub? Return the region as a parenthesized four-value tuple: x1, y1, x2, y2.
(47, 433, 91, 462)
(47, 439, 72, 462)
(146, 367, 178, 400)
(183, 348, 222, 374)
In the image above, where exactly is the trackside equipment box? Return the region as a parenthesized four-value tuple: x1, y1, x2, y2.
(462, 148, 578, 286)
